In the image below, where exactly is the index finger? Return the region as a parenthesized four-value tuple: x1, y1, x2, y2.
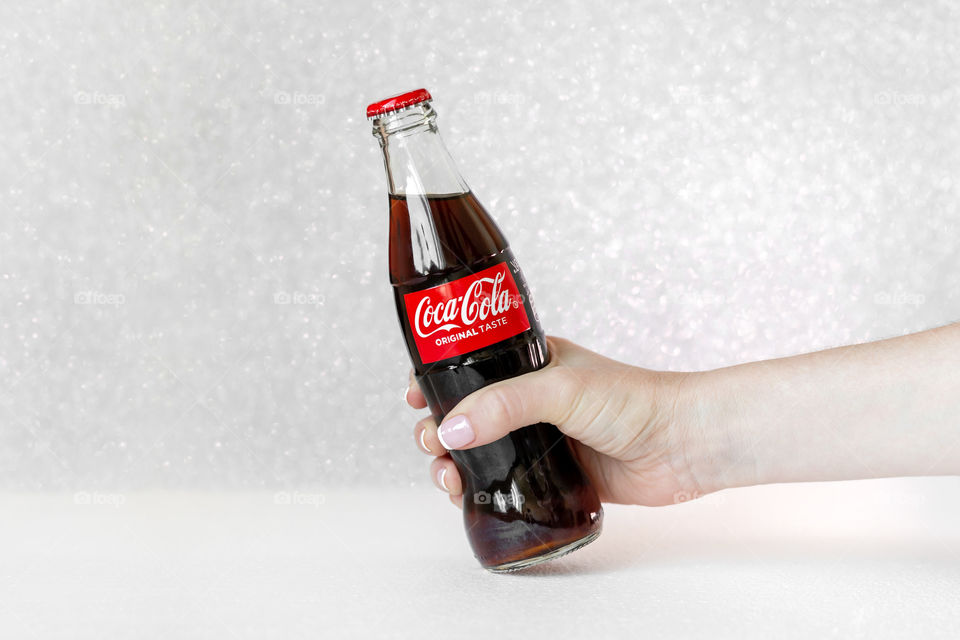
(405, 369, 428, 409)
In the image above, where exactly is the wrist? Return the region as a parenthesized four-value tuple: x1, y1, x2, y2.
(677, 367, 758, 494)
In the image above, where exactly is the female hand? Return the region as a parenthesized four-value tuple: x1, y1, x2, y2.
(406, 336, 727, 508)
(408, 324, 960, 507)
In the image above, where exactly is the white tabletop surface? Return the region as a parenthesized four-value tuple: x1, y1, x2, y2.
(2, 477, 959, 638)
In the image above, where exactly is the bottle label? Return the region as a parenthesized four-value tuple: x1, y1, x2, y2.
(404, 262, 532, 364)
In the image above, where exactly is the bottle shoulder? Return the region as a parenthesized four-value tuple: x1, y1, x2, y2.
(388, 191, 510, 285)
(390, 246, 514, 288)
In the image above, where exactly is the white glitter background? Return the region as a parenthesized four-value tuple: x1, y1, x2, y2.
(1, 0, 958, 490)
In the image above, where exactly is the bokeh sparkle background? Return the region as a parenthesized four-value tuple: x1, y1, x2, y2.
(1, 0, 957, 490)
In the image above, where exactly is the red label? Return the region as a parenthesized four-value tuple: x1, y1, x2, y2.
(404, 262, 531, 364)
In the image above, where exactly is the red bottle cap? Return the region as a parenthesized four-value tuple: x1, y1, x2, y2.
(366, 88, 433, 119)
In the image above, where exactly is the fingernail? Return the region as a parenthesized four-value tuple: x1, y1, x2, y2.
(418, 426, 432, 453)
(403, 386, 411, 405)
(436, 468, 449, 492)
(437, 415, 475, 450)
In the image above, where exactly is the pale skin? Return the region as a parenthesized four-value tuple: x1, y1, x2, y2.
(407, 324, 960, 508)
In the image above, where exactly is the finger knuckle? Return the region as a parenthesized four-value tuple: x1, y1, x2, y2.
(484, 384, 525, 429)
(546, 366, 586, 425)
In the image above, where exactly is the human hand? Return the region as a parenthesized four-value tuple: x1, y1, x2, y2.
(406, 336, 727, 508)
(408, 324, 960, 508)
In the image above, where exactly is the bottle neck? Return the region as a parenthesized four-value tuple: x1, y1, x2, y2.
(372, 103, 469, 197)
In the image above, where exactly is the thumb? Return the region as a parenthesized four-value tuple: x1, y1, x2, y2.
(436, 366, 584, 450)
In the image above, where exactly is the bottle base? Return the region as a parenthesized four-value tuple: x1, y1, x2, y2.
(483, 528, 602, 574)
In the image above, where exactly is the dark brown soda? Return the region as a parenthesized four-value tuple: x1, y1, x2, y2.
(390, 191, 602, 570)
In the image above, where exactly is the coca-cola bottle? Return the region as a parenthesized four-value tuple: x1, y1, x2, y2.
(367, 88, 602, 572)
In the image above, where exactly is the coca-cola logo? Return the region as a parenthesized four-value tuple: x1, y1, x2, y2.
(404, 262, 532, 364)
(414, 271, 521, 338)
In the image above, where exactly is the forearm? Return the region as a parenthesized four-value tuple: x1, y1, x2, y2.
(699, 323, 960, 490)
